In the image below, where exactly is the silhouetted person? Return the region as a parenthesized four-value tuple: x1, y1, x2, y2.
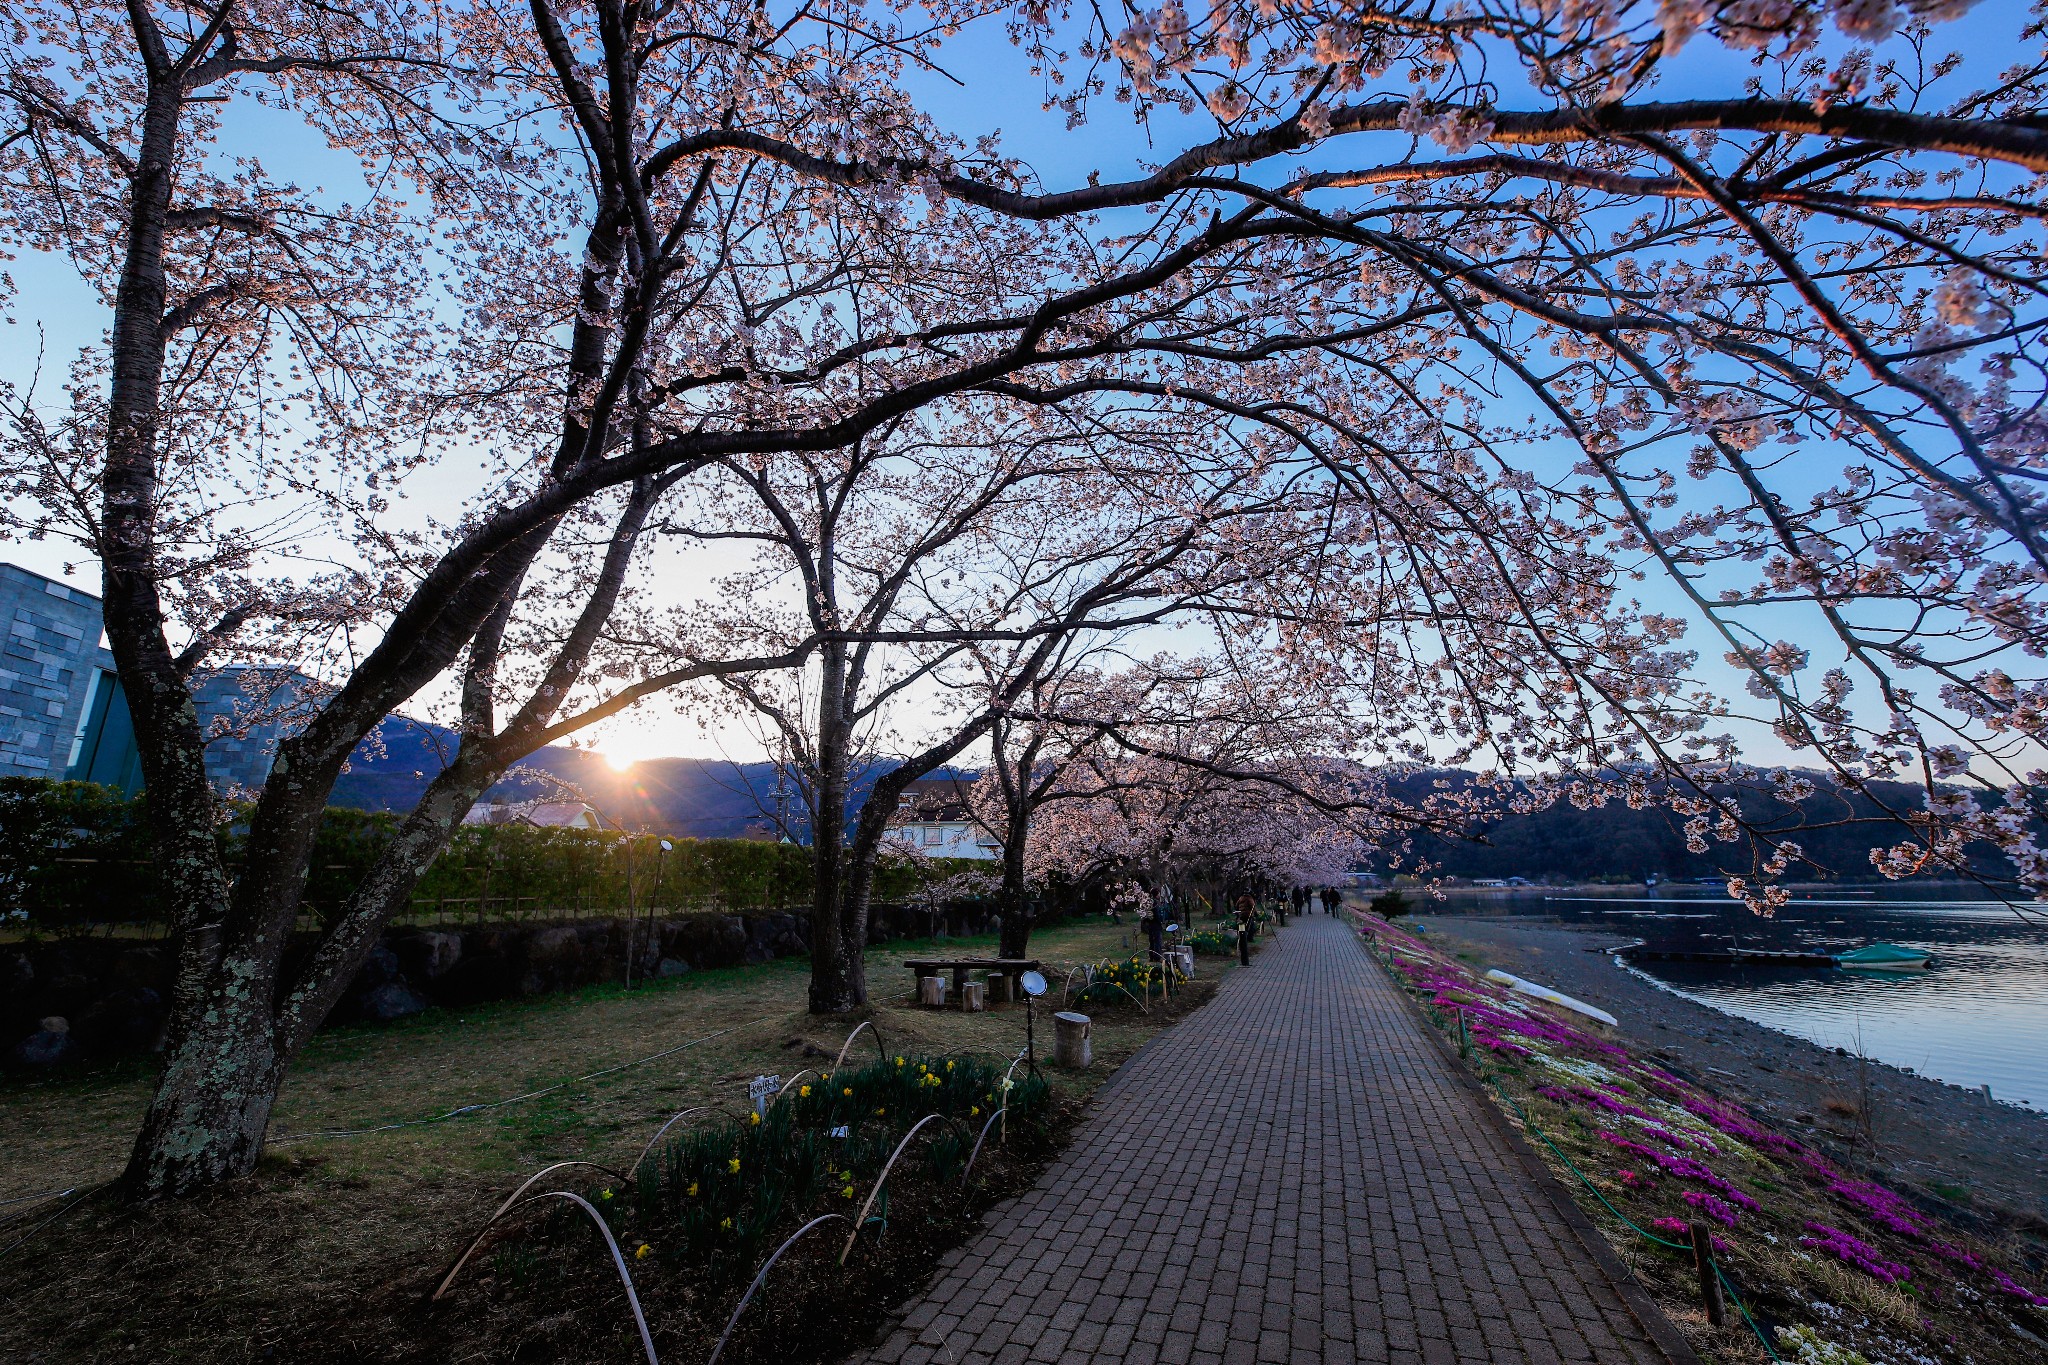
(1234, 892, 1256, 965)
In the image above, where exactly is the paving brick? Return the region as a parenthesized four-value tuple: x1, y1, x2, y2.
(844, 917, 1680, 1365)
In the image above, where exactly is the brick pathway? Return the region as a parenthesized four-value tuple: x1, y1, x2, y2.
(853, 914, 1685, 1365)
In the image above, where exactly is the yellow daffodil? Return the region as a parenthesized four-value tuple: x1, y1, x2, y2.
(635, 1243, 651, 1260)
(842, 1086, 853, 1097)
(800, 1084, 812, 1098)
(727, 1157, 741, 1174)
(749, 1110, 761, 1125)
(970, 1105, 980, 1117)
(894, 1056, 905, 1067)
(600, 1188, 614, 1200)
(874, 1106, 886, 1116)
(945, 1060, 955, 1071)
(841, 1185, 856, 1199)
(720, 1217, 733, 1230)
(687, 1181, 699, 1196)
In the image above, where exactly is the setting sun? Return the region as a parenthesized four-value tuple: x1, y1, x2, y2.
(602, 749, 636, 772)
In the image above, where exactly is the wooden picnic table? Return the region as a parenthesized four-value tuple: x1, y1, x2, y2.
(903, 956, 1041, 1005)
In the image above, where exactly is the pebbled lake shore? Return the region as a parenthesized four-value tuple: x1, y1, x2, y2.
(1418, 915, 2048, 1233)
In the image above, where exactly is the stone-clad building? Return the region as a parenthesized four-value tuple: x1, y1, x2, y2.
(0, 562, 115, 783)
(1, 561, 307, 794)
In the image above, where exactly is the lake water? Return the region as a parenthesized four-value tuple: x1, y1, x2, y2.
(1437, 887, 2048, 1113)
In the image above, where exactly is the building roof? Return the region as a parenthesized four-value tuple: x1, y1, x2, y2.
(889, 774, 979, 825)
(462, 798, 604, 829)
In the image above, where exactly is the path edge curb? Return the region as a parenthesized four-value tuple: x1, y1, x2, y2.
(1356, 925, 1706, 1365)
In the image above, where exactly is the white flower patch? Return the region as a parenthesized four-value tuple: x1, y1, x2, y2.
(1532, 1053, 1622, 1086)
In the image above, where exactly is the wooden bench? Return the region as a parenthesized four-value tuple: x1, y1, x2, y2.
(904, 957, 1041, 1009)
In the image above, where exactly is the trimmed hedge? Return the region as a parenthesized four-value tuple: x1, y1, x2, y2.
(0, 778, 984, 933)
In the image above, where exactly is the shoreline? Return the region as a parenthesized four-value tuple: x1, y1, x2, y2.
(1418, 914, 2048, 1231)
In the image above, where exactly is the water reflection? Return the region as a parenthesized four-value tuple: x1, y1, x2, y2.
(1436, 887, 2048, 1112)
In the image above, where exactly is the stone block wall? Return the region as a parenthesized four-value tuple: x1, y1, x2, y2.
(2, 897, 1033, 1068)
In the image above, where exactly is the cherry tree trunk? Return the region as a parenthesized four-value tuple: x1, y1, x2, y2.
(121, 977, 285, 1196)
(996, 836, 1033, 960)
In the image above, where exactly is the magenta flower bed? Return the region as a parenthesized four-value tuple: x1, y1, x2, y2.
(1362, 914, 2048, 1355)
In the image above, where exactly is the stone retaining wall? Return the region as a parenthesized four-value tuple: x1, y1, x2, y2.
(2, 898, 1021, 1068)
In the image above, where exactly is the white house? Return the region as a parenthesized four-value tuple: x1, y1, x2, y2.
(461, 798, 604, 830)
(883, 776, 998, 860)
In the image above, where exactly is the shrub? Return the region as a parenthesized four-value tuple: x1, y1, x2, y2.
(1369, 888, 1413, 917)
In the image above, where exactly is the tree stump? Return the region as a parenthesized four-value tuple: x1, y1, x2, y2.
(962, 981, 986, 1012)
(985, 973, 1013, 1004)
(1053, 1011, 1092, 1069)
(918, 975, 947, 1008)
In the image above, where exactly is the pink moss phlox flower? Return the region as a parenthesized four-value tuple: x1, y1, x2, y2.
(1680, 1190, 1740, 1227)
(1829, 1180, 1925, 1237)
(1669, 1091, 1803, 1153)
(1801, 1223, 1911, 1283)
(1926, 1241, 1984, 1272)
(1474, 1031, 1530, 1057)
(1649, 1216, 1728, 1253)
(1578, 1088, 1653, 1119)
(1618, 1168, 1651, 1189)
(1538, 1084, 1651, 1119)
(1637, 1121, 1714, 1154)
(1989, 1270, 2048, 1306)
(1647, 1153, 1759, 1210)
(1598, 1130, 1662, 1162)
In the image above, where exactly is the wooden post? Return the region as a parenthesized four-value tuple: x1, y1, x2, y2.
(1689, 1222, 1725, 1326)
(918, 975, 946, 1008)
(1053, 1011, 1092, 1069)
(962, 981, 986, 1013)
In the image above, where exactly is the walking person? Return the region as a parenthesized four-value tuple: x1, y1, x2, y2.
(1321, 885, 1340, 916)
(1139, 878, 1169, 966)
(1234, 891, 1256, 966)
(1291, 885, 1308, 921)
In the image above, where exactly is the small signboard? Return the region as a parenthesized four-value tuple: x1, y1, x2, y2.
(749, 1074, 781, 1115)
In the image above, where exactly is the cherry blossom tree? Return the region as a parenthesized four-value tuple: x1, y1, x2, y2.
(5, 0, 2045, 1200)
(649, 412, 1309, 1008)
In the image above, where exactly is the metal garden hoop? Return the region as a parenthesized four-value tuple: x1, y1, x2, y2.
(837, 1113, 971, 1265)
(431, 1189, 660, 1365)
(830, 1020, 888, 1073)
(702, 1213, 854, 1365)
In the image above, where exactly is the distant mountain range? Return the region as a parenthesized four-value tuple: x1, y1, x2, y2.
(330, 719, 2025, 884)
(330, 715, 889, 839)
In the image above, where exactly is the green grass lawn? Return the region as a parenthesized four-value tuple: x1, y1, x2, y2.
(0, 914, 1233, 1363)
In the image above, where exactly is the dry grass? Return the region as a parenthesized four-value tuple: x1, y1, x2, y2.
(0, 916, 1228, 1364)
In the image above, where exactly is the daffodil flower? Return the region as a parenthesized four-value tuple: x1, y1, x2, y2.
(749, 1110, 761, 1125)
(842, 1086, 853, 1097)
(600, 1188, 614, 1200)
(720, 1217, 733, 1230)
(970, 1105, 980, 1117)
(688, 1181, 699, 1196)
(728, 1157, 741, 1174)
(635, 1243, 651, 1260)
(800, 1084, 812, 1098)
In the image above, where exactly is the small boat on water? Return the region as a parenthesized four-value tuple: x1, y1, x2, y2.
(1612, 940, 1933, 972)
(1834, 943, 1932, 972)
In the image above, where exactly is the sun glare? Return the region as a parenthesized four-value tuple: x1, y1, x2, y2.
(603, 749, 636, 773)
